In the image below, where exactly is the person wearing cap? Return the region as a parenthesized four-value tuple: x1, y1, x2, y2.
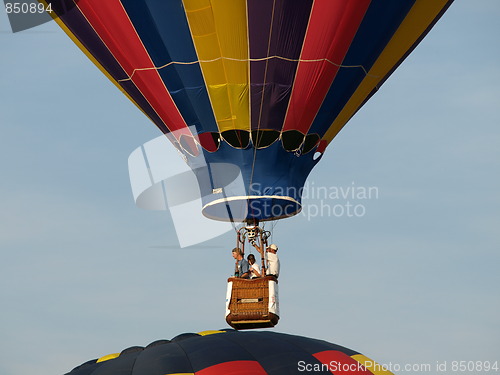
(252, 243, 280, 278)
(232, 247, 250, 278)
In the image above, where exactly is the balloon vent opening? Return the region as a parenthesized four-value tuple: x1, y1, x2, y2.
(202, 196, 301, 222)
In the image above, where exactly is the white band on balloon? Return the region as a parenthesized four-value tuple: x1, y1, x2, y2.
(202, 195, 301, 222)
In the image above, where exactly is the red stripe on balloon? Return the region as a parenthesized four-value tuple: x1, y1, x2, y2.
(316, 139, 328, 153)
(75, 0, 191, 138)
(196, 360, 267, 375)
(313, 350, 373, 374)
(282, 0, 370, 134)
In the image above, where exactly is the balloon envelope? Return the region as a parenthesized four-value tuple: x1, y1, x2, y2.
(48, 0, 453, 221)
(64, 329, 395, 374)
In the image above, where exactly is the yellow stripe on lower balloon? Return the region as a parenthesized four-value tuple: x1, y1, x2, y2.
(322, 0, 451, 144)
(197, 330, 225, 336)
(351, 354, 395, 375)
(183, 0, 249, 132)
(97, 353, 120, 363)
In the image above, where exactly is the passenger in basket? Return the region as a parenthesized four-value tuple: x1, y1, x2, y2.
(247, 254, 261, 279)
(232, 247, 250, 278)
(252, 243, 280, 278)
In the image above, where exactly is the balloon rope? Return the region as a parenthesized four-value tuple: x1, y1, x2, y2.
(118, 57, 373, 82)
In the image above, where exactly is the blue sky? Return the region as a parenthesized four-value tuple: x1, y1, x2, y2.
(1, 2, 499, 374)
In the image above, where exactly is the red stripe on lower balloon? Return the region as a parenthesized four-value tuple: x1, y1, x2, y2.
(196, 360, 267, 375)
(282, 0, 370, 134)
(313, 350, 373, 374)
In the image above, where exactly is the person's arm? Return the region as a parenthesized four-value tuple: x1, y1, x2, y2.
(251, 264, 261, 277)
(253, 243, 267, 275)
(234, 259, 240, 277)
(252, 242, 264, 255)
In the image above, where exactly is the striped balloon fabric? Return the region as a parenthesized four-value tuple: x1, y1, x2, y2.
(65, 329, 395, 375)
(47, 0, 453, 221)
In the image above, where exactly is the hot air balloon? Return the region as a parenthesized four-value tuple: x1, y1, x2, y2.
(44, 0, 454, 328)
(45, 0, 454, 222)
(64, 329, 396, 375)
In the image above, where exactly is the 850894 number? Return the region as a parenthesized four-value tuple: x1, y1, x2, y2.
(5, 2, 53, 14)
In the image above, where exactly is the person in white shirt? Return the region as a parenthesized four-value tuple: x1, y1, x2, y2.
(252, 243, 280, 278)
(247, 253, 261, 278)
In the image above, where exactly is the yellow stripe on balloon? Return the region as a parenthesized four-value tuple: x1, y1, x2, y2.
(197, 330, 225, 336)
(183, 0, 249, 132)
(351, 354, 395, 375)
(322, 0, 451, 144)
(97, 353, 120, 363)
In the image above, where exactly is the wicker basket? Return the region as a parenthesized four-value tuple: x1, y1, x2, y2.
(226, 276, 279, 330)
